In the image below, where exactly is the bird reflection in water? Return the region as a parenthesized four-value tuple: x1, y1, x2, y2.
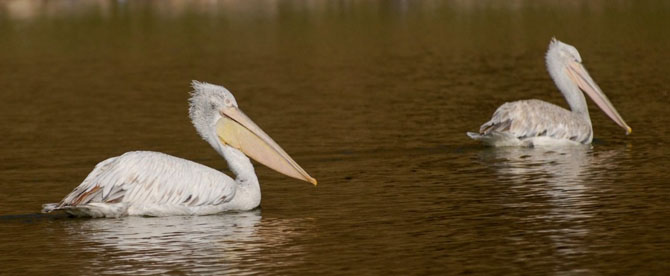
(60, 211, 314, 274)
(477, 146, 621, 269)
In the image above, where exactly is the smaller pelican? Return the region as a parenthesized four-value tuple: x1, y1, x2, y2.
(42, 81, 316, 217)
(467, 38, 631, 147)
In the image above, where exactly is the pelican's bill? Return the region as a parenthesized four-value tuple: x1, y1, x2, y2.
(565, 61, 632, 134)
(216, 107, 317, 185)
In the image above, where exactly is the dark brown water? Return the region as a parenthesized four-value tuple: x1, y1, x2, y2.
(1, 1, 669, 275)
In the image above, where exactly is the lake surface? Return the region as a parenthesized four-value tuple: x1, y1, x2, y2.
(1, 1, 669, 275)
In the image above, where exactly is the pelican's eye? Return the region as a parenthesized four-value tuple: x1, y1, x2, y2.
(224, 98, 233, 107)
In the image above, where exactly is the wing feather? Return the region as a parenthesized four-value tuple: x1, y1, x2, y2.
(478, 100, 592, 143)
(57, 151, 237, 211)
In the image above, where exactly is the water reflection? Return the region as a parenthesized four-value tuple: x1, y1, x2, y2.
(480, 146, 620, 201)
(60, 211, 313, 275)
(477, 146, 621, 271)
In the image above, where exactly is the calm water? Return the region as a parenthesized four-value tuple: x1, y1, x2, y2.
(1, 1, 669, 275)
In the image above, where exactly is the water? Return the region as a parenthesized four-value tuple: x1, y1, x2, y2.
(1, 1, 669, 275)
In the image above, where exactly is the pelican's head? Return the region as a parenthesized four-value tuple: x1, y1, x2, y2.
(547, 38, 583, 64)
(189, 80, 317, 185)
(546, 38, 632, 135)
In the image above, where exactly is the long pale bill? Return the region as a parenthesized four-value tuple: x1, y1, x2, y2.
(216, 107, 317, 185)
(566, 61, 632, 134)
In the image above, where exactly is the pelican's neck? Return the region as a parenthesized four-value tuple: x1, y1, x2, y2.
(220, 144, 261, 210)
(220, 145, 258, 186)
(546, 51, 592, 125)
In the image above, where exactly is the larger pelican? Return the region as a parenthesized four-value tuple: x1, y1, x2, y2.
(467, 38, 631, 147)
(42, 81, 317, 217)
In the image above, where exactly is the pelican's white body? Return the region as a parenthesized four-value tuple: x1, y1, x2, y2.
(44, 150, 260, 217)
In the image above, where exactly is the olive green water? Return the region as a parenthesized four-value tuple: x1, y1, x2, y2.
(1, 1, 669, 275)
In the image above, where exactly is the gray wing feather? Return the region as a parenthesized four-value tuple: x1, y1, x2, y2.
(479, 100, 592, 143)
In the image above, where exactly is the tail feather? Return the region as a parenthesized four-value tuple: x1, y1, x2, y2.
(466, 131, 483, 140)
(41, 203, 60, 213)
(466, 131, 524, 147)
(42, 203, 128, 218)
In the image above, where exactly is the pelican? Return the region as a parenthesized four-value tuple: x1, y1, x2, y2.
(42, 81, 317, 217)
(467, 38, 631, 147)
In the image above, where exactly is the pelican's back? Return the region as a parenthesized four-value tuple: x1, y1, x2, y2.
(42, 151, 237, 217)
(467, 100, 593, 147)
